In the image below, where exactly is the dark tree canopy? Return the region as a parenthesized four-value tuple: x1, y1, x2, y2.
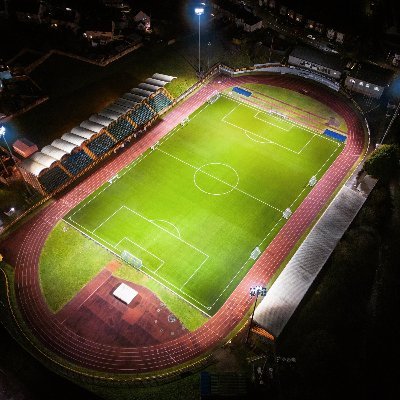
(363, 144, 399, 180)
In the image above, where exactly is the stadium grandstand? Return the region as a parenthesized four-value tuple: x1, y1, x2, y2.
(19, 73, 175, 195)
(288, 45, 348, 80)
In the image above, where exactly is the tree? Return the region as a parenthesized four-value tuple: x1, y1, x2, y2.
(363, 144, 399, 181)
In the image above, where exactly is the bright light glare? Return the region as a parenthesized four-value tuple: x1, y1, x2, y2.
(0, 126, 5, 136)
(195, 7, 204, 15)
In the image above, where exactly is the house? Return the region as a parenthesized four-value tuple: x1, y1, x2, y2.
(133, 10, 151, 31)
(344, 62, 394, 99)
(212, 0, 262, 32)
(83, 20, 116, 46)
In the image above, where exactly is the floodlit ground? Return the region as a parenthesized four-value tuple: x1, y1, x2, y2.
(56, 91, 343, 316)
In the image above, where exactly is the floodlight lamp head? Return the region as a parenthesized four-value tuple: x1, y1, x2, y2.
(195, 7, 204, 15)
(0, 126, 5, 137)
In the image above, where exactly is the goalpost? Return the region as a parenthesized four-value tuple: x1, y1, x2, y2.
(121, 250, 142, 269)
(207, 92, 220, 104)
(180, 116, 189, 126)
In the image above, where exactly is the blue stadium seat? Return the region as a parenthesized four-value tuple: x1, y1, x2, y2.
(87, 134, 116, 156)
(148, 93, 172, 113)
(127, 104, 155, 126)
(38, 166, 70, 193)
(107, 118, 135, 141)
(61, 150, 94, 175)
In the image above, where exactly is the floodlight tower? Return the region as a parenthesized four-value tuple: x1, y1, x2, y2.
(0, 126, 32, 195)
(0, 126, 14, 164)
(195, 5, 205, 76)
(245, 285, 267, 344)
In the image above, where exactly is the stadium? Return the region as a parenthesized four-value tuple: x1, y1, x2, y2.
(0, 66, 367, 383)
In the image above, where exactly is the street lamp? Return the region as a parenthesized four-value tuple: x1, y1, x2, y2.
(245, 285, 267, 344)
(195, 6, 205, 76)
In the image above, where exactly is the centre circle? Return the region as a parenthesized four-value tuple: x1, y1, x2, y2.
(194, 163, 239, 196)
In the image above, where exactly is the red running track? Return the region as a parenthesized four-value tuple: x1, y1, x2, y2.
(0, 74, 366, 373)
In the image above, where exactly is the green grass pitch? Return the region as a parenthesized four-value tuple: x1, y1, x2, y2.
(65, 93, 343, 316)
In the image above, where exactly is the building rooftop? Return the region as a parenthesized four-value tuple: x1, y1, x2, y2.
(349, 62, 395, 86)
(290, 45, 347, 71)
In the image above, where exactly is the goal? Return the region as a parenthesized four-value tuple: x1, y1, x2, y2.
(121, 250, 142, 269)
(309, 176, 317, 187)
(207, 92, 220, 104)
(180, 116, 189, 126)
(250, 247, 262, 260)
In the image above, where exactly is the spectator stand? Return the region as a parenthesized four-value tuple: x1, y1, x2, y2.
(17, 73, 176, 197)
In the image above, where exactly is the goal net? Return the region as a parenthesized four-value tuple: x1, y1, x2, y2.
(121, 250, 142, 269)
(180, 116, 189, 126)
(250, 246, 262, 260)
(207, 92, 220, 104)
(283, 208, 292, 219)
(269, 109, 287, 119)
(309, 176, 317, 187)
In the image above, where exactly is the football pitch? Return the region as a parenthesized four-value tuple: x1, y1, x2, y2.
(65, 93, 344, 316)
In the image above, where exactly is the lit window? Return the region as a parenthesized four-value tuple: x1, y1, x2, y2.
(365, 83, 370, 88)
(374, 86, 380, 91)
(359, 81, 364, 86)
(349, 79, 355, 83)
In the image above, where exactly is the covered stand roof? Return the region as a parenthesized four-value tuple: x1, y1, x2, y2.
(123, 92, 145, 102)
(41, 145, 68, 160)
(131, 87, 153, 97)
(70, 126, 98, 139)
(30, 152, 58, 168)
(145, 78, 167, 87)
(89, 114, 114, 127)
(152, 73, 176, 82)
(138, 82, 159, 92)
(114, 98, 137, 109)
(107, 104, 131, 114)
(51, 139, 78, 153)
(61, 133, 87, 147)
(20, 159, 48, 176)
(80, 120, 104, 133)
(98, 109, 122, 121)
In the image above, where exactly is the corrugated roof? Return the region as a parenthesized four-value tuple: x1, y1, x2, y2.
(107, 103, 131, 114)
(114, 98, 137, 109)
(138, 82, 159, 92)
(80, 120, 104, 133)
(61, 133, 87, 146)
(30, 152, 58, 168)
(89, 114, 114, 127)
(20, 159, 48, 176)
(131, 87, 153, 97)
(152, 73, 176, 82)
(51, 139, 77, 153)
(70, 126, 98, 139)
(41, 145, 68, 160)
(145, 78, 167, 87)
(254, 185, 374, 337)
(122, 92, 143, 103)
(98, 109, 121, 121)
